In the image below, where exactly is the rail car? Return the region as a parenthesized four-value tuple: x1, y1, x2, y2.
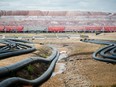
(65, 26, 116, 32)
(48, 26, 65, 32)
(0, 26, 24, 32)
(84, 26, 116, 32)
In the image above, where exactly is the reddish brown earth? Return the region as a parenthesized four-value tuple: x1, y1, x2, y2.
(0, 10, 115, 16)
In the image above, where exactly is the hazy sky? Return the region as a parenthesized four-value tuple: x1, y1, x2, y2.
(0, 0, 116, 12)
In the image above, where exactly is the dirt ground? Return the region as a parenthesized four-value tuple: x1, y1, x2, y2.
(40, 42, 116, 87)
(0, 33, 116, 87)
(0, 44, 41, 67)
(40, 33, 116, 87)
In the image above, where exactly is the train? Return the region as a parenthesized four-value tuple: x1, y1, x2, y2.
(0, 26, 116, 33)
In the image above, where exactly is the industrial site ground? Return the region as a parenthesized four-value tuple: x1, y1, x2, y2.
(0, 32, 116, 87)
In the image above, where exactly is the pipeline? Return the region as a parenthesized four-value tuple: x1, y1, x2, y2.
(80, 39, 116, 64)
(0, 39, 59, 87)
(0, 39, 36, 60)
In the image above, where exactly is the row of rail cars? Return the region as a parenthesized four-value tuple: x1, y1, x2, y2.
(48, 26, 116, 32)
(0, 26, 24, 32)
(0, 26, 116, 33)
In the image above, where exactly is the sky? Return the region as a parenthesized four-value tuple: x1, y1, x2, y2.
(0, 0, 116, 12)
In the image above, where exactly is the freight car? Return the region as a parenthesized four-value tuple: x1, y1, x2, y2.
(0, 26, 24, 32)
(65, 26, 116, 32)
(48, 26, 65, 32)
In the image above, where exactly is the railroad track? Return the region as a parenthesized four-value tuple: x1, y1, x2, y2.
(0, 39, 59, 87)
(80, 39, 116, 64)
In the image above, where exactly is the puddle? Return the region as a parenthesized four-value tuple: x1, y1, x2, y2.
(58, 51, 68, 61)
(52, 63, 66, 77)
(52, 51, 68, 76)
